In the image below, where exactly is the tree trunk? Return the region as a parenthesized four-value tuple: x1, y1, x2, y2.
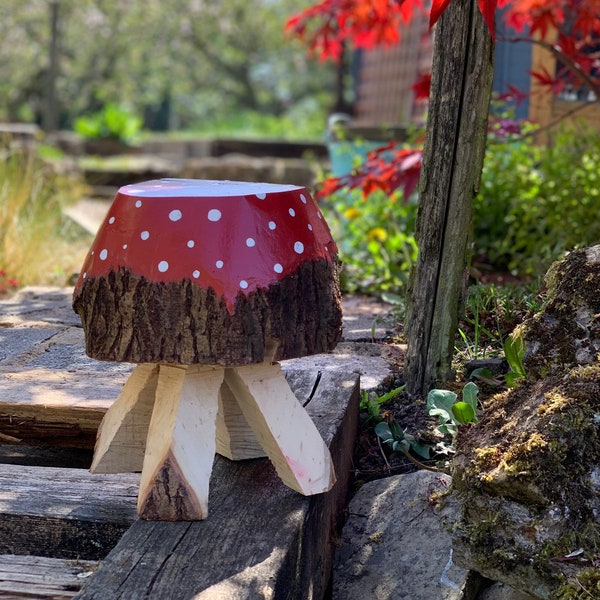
(404, 0, 494, 397)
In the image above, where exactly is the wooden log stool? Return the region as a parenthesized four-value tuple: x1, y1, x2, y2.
(72, 179, 343, 520)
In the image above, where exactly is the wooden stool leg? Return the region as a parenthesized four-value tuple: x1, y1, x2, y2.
(224, 364, 336, 496)
(216, 379, 266, 460)
(137, 365, 224, 521)
(91, 363, 159, 474)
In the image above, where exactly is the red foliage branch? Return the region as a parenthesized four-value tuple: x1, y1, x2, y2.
(316, 143, 423, 200)
(285, 0, 427, 61)
(289, 0, 600, 197)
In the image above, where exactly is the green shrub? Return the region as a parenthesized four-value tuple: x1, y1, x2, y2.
(475, 124, 600, 277)
(321, 187, 418, 294)
(74, 103, 142, 144)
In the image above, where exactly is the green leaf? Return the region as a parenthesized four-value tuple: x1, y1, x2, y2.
(504, 333, 526, 379)
(375, 385, 406, 404)
(452, 401, 476, 424)
(437, 423, 458, 437)
(427, 389, 457, 423)
(505, 371, 520, 388)
(374, 421, 393, 442)
(462, 381, 479, 417)
(411, 442, 432, 459)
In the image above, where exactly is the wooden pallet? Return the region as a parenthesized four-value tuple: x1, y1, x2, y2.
(0, 289, 360, 599)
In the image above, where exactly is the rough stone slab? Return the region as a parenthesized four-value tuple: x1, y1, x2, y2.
(479, 583, 536, 600)
(0, 464, 138, 560)
(333, 471, 468, 600)
(0, 554, 97, 599)
(77, 370, 360, 599)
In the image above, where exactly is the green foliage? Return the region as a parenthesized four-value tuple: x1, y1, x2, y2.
(321, 187, 418, 294)
(359, 386, 405, 424)
(0, 1, 334, 134)
(504, 330, 527, 387)
(427, 382, 480, 439)
(475, 124, 600, 277)
(74, 103, 142, 143)
(374, 420, 432, 459)
(455, 283, 543, 364)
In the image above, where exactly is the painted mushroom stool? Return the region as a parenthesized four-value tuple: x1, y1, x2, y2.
(72, 178, 343, 520)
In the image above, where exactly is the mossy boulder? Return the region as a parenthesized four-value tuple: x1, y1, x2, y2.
(451, 247, 600, 599)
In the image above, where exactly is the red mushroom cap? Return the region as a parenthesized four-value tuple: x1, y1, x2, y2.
(74, 179, 337, 313)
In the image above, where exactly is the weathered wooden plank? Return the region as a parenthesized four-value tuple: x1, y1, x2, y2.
(77, 370, 360, 599)
(0, 465, 139, 560)
(0, 554, 97, 599)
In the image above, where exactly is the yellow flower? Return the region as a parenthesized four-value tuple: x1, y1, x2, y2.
(368, 227, 388, 242)
(344, 207, 361, 220)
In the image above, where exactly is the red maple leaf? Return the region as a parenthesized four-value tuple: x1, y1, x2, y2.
(429, 0, 453, 29)
(412, 72, 432, 100)
(477, 0, 498, 41)
(530, 66, 566, 95)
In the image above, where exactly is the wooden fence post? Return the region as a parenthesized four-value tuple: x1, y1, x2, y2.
(404, 0, 494, 397)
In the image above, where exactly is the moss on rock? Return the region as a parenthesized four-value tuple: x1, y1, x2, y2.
(451, 247, 600, 599)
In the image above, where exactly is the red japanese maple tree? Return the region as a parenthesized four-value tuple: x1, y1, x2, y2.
(287, 0, 600, 198)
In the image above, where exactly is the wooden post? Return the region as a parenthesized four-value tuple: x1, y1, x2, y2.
(404, 0, 494, 396)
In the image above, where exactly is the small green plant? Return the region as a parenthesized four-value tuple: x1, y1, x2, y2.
(359, 385, 405, 424)
(427, 381, 480, 439)
(374, 420, 432, 460)
(504, 330, 527, 387)
(74, 103, 142, 144)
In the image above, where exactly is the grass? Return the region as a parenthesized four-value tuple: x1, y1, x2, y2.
(0, 147, 93, 291)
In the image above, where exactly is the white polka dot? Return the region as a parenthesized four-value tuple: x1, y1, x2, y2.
(300, 194, 307, 204)
(141, 231, 150, 240)
(246, 237, 256, 248)
(208, 209, 222, 222)
(91, 250, 95, 256)
(169, 209, 182, 222)
(99, 249, 108, 260)
(122, 244, 128, 250)
(108, 216, 115, 224)
(216, 260, 224, 269)
(289, 208, 296, 217)
(268, 221, 276, 230)
(307, 224, 313, 231)
(240, 280, 248, 289)
(83, 272, 87, 279)
(274, 263, 283, 274)
(187, 240, 195, 248)
(158, 260, 169, 273)
(193, 270, 200, 278)
(317, 211, 322, 219)
(135, 200, 142, 208)
(256, 193, 266, 200)
(294, 241, 304, 254)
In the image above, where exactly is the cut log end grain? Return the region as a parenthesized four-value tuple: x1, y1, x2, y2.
(73, 257, 342, 365)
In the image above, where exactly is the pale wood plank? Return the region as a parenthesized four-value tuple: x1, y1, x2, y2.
(137, 365, 223, 520)
(225, 363, 336, 495)
(90, 363, 158, 474)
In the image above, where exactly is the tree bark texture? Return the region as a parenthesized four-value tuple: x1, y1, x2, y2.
(73, 258, 342, 365)
(404, 0, 494, 396)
